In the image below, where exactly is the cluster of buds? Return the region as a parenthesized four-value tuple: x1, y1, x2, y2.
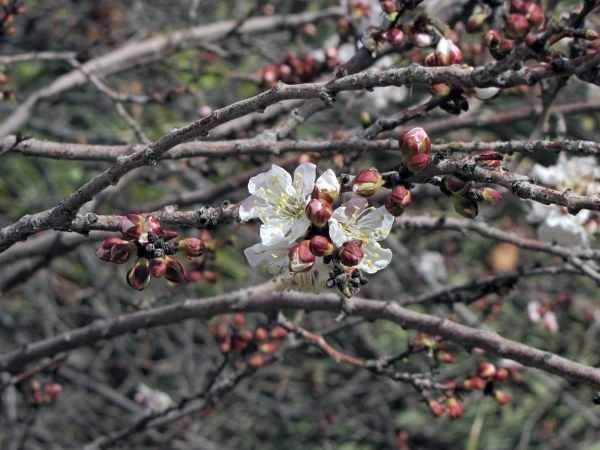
(505, 0, 544, 39)
(461, 362, 511, 405)
(96, 212, 207, 290)
(0, 0, 26, 37)
(384, 186, 412, 217)
(209, 314, 289, 369)
(258, 50, 338, 88)
(361, 25, 404, 54)
(398, 127, 431, 173)
(440, 172, 502, 219)
(29, 379, 62, 406)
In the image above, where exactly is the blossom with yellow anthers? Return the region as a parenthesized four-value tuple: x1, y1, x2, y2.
(328, 198, 394, 274)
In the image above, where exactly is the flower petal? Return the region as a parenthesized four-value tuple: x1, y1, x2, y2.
(293, 163, 317, 197)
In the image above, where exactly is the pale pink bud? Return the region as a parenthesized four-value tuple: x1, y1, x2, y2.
(127, 258, 152, 291)
(427, 83, 451, 97)
(309, 235, 334, 257)
(463, 377, 487, 390)
(428, 400, 445, 418)
(270, 326, 289, 340)
(96, 238, 135, 264)
(381, 0, 397, 14)
(143, 215, 162, 237)
(446, 398, 463, 419)
(390, 186, 412, 208)
(477, 362, 497, 380)
(119, 212, 145, 238)
(352, 169, 384, 197)
(164, 257, 187, 283)
(399, 127, 431, 162)
(482, 187, 502, 203)
(43, 383, 62, 402)
(306, 199, 333, 227)
(435, 38, 462, 66)
(254, 328, 268, 342)
(248, 354, 264, 368)
(339, 240, 364, 267)
(288, 241, 316, 273)
(407, 27, 433, 48)
(494, 368, 510, 381)
(494, 390, 511, 405)
(504, 14, 530, 39)
(471, 86, 500, 100)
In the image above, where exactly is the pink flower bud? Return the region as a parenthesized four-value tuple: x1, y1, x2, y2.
(399, 127, 431, 162)
(452, 195, 479, 219)
(494, 368, 509, 381)
(233, 313, 245, 328)
(339, 240, 364, 267)
(482, 187, 502, 203)
(466, 13, 488, 34)
(494, 390, 511, 405)
(437, 351, 455, 364)
(428, 400, 445, 418)
(149, 258, 167, 278)
(407, 153, 431, 173)
(119, 212, 145, 238)
(446, 398, 463, 419)
(178, 237, 207, 260)
(390, 186, 412, 208)
(482, 30, 501, 49)
(442, 176, 471, 196)
(43, 383, 62, 402)
(478, 150, 502, 168)
(270, 326, 289, 340)
(163, 229, 179, 241)
(463, 377, 487, 390)
(477, 362, 497, 379)
(248, 354, 264, 368)
(143, 215, 162, 237)
(387, 28, 404, 47)
(259, 342, 279, 354)
(523, 2, 544, 27)
(435, 38, 462, 66)
(127, 258, 152, 291)
(504, 14, 530, 39)
(309, 235, 334, 257)
(306, 199, 333, 227)
(96, 238, 135, 264)
(204, 271, 217, 284)
(288, 241, 316, 273)
(352, 169, 385, 197)
(381, 0, 397, 14)
(427, 83, 451, 97)
(239, 330, 253, 341)
(254, 328, 268, 342)
(164, 257, 187, 283)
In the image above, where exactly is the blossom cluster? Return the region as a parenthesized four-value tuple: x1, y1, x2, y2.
(95, 212, 206, 290)
(240, 162, 396, 298)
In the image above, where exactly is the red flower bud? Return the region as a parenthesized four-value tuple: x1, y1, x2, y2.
(494, 368, 509, 381)
(407, 153, 431, 173)
(477, 362, 497, 379)
(482, 29, 501, 49)
(96, 238, 135, 264)
(339, 240, 364, 267)
(435, 38, 462, 66)
(254, 328, 268, 342)
(233, 313, 245, 328)
(482, 187, 502, 203)
(248, 354, 264, 368)
(428, 400, 445, 418)
(259, 342, 279, 354)
(119, 212, 145, 238)
(164, 257, 187, 283)
(306, 199, 333, 227)
(43, 383, 63, 403)
(446, 398, 463, 419)
(178, 237, 207, 260)
(188, 270, 202, 282)
(163, 229, 179, 241)
(384, 196, 405, 217)
(289, 240, 316, 273)
(523, 2, 544, 27)
(352, 169, 384, 197)
(239, 330, 253, 341)
(437, 351, 456, 364)
(126, 258, 152, 291)
(466, 13, 488, 34)
(381, 0, 397, 14)
(399, 127, 431, 162)
(387, 28, 404, 47)
(504, 14, 530, 39)
(427, 83, 451, 97)
(452, 195, 479, 219)
(494, 390, 511, 405)
(309, 235, 334, 257)
(478, 150, 502, 168)
(149, 258, 167, 278)
(463, 377, 487, 390)
(442, 176, 471, 196)
(234, 338, 248, 350)
(270, 326, 289, 340)
(390, 186, 412, 208)
(204, 271, 217, 284)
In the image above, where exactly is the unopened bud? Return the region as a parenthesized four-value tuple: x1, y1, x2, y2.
(239, 330, 253, 341)
(387, 28, 404, 47)
(424, 53, 438, 67)
(585, 29, 600, 41)
(482, 187, 502, 203)
(270, 326, 289, 340)
(339, 240, 364, 267)
(427, 83, 451, 97)
(494, 390, 511, 405)
(494, 368, 510, 381)
(163, 229, 179, 241)
(127, 258, 152, 291)
(306, 199, 333, 227)
(446, 398, 463, 419)
(437, 351, 456, 364)
(234, 338, 248, 350)
(259, 342, 279, 354)
(96, 238, 135, 264)
(482, 29, 501, 49)
(233, 313, 245, 328)
(407, 27, 433, 48)
(471, 86, 500, 100)
(504, 14, 530, 39)
(523, 2, 544, 27)
(219, 339, 231, 354)
(442, 176, 471, 196)
(309, 235, 334, 257)
(428, 400, 445, 418)
(384, 196, 405, 217)
(254, 328, 268, 342)
(149, 258, 167, 278)
(463, 377, 487, 390)
(204, 271, 217, 283)
(248, 354, 264, 368)
(477, 362, 497, 379)
(399, 127, 431, 162)
(43, 383, 63, 402)
(289, 241, 316, 273)
(478, 150, 502, 168)
(178, 238, 207, 259)
(452, 195, 479, 219)
(352, 169, 385, 197)
(466, 13, 488, 34)
(164, 257, 187, 283)
(381, 0, 397, 14)
(435, 38, 462, 66)
(119, 212, 145, 238)
(143, 215, 162, 237)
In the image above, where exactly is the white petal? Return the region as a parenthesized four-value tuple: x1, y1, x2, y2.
(360, 246, 392, 274)
(247, 172, 269, 194)
(289, 215, 311, 242)
(244, 241, 290, 267)
(244, 243, 269, 267)
(315, 169, 340, 195)
(328, 217, 347, 247)
(239, 195, 264, 221)
(260, 225, 286, 246)
(360, 206, 394, 237)
(293, 163, 317, 197)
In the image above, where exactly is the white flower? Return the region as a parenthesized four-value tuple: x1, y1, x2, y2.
(328, 198, 394, 273)
(244, 240, 329, 293)
(239, 163, 316, 246)
(135, 383, 173, 413)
